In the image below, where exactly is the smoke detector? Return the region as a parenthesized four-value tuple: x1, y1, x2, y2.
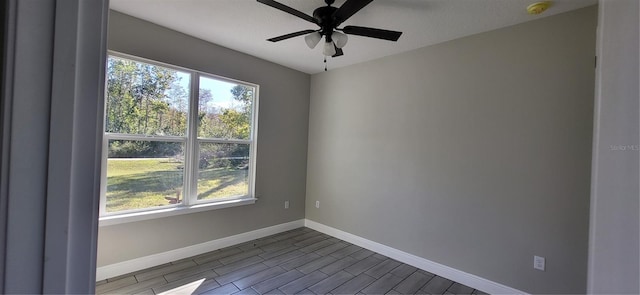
(527, 1, 552, 15)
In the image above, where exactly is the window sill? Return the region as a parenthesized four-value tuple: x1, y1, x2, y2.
(99, 198, 257, 226)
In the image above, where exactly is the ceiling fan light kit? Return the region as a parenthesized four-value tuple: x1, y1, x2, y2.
(258, 0, 403, 63)
(323, 40, 337, 56)
(305, 32, 322, 49)
(332, 31, 348, 48)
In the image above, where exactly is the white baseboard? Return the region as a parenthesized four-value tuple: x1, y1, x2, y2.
(97, 218, 527, 294)
(304, 219, 527, 295)
(96, 219, 305, 281)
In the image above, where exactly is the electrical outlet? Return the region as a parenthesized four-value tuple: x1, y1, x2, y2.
(315, 201, 320, 208)
(534, 255, 545, 271)
(284, 201, 289, 209)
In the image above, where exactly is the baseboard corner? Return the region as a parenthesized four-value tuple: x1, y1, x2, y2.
(303, 219, 527, 295)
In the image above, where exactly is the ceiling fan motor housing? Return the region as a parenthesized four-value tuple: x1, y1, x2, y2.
(313, 6, 339, 39)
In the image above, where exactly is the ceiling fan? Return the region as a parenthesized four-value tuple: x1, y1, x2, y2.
(257, 0, 403, 58)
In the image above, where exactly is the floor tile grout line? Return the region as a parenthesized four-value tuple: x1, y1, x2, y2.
(398, 270, 436, 294)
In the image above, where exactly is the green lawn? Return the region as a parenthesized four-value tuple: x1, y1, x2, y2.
(106, 158, 248, 213)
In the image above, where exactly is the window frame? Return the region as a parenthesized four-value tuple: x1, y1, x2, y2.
(99, 51, 259, 222)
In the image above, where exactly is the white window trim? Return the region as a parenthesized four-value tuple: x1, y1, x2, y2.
(99, 198, 258, 226)
(99, 51, 259, 223)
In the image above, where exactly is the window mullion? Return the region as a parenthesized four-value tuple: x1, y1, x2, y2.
(184, 72, 200, 206)
(104, 134, 187, 143)
(197, 138, 252, 145)
(104, 133, 187, 142)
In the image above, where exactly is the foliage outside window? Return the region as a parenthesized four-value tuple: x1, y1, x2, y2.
(101, 53, 257, 215)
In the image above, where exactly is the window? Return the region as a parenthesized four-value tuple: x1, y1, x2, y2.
(100, 53, 258, 217)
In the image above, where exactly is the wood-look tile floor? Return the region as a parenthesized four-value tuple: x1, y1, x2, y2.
(96, 227, 487, 295)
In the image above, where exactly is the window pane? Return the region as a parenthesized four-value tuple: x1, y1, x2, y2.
(106, 139, 185, 213)
(198, 76, 254, 140)
(197, 142, 250, 200)
(106, 56, 190, 136)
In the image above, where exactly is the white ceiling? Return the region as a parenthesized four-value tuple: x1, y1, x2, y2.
(110, 0, 596, 74)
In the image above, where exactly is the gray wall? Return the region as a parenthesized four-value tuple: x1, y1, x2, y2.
(306, 6, 597, 294)
(97, 11, 310, 266)
(588, 0, 639, 293)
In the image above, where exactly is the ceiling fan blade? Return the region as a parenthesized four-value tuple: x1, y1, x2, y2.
(267, 30, 317, 42)
(333, 0, 374, 23)
(332, 46, 344, 57)
(342, 25, 403, 41)
(257, 0, 317, 24)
